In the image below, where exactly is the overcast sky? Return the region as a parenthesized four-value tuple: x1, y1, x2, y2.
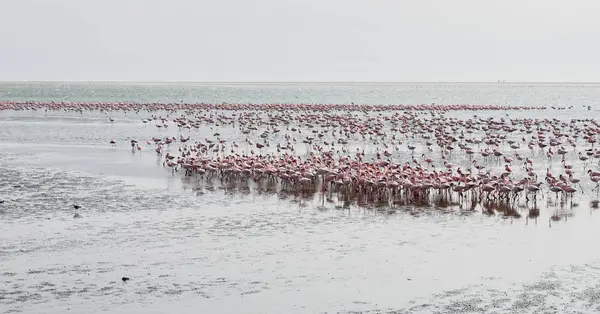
(1, 0, 599, 82)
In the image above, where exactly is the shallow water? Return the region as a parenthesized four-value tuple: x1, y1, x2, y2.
(3, 83, 600, 313)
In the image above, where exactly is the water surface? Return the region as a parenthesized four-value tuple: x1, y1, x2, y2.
(2, 82, 600, 313)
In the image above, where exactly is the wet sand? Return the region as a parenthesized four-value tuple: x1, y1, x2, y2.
(2, 108, 600, 313)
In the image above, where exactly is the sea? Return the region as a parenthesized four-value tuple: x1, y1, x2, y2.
(2, 82, 600, 314)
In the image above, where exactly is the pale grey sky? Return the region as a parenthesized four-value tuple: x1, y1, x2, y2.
(1, 0, 599, 82)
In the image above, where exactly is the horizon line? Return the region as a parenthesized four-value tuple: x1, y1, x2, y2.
(1, 80, 600, 84)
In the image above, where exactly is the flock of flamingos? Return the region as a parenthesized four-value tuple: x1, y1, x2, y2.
(2, 101, 600, 224)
